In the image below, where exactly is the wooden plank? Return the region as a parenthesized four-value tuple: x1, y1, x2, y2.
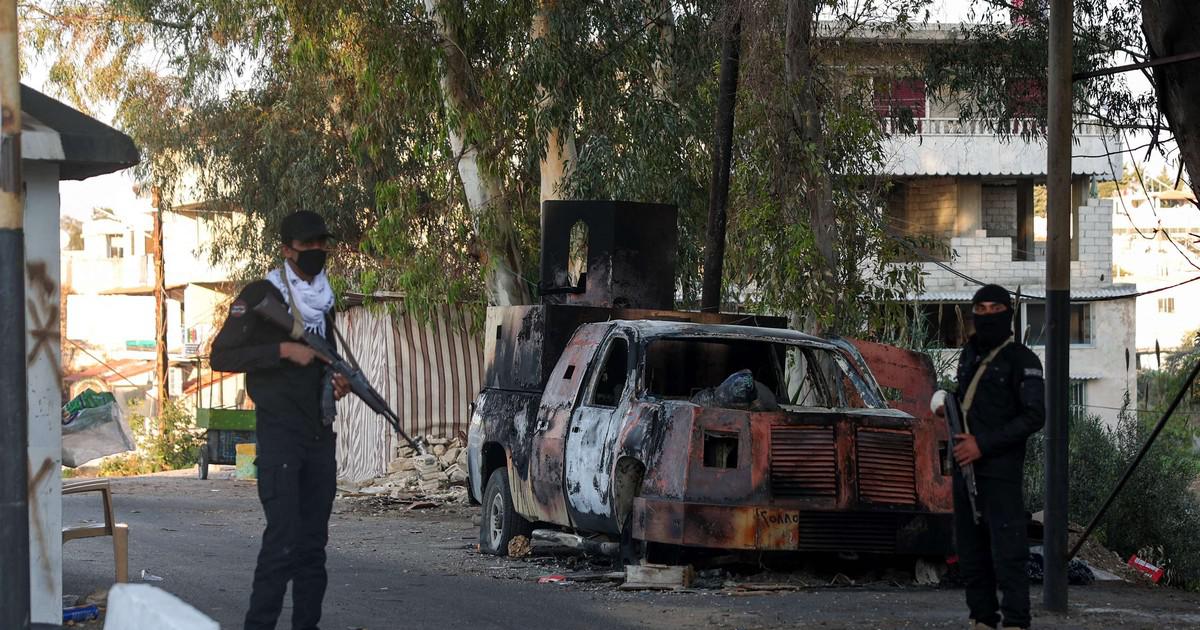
(620, 564, 694, 590)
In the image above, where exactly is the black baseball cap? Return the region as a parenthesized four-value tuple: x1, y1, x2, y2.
(279, 211, 333, 244)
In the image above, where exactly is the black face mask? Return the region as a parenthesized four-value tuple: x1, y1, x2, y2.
(295, 249, 328, 277)
(973, 308, 1013, 348)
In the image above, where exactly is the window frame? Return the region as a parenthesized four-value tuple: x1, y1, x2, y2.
(583, 334, 632, 409)
(1023, 302, 1093, 347)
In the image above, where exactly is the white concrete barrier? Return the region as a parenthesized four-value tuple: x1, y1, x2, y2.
(103, 584, 219, 630)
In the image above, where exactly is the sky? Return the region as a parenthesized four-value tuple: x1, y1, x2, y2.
(32, 0, 1163, 223)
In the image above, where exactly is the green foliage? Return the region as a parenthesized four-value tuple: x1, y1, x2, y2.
(99, 399, 204, 476)
(1024, 397, 1200, 589)
(25, 0, 937, 334)
(924, 1, 1168, 169)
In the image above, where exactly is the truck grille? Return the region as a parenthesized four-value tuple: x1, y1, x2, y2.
(797, 512, 898, 553)
(856, 429, 916, 505)
(770, 426, 837, 498)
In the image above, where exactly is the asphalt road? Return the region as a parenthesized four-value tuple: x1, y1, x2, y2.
(61, 471, 1200, 629)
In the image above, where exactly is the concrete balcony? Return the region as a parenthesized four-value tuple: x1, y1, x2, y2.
(63, 253, 153, 293)
(880, 118, 1121, 178)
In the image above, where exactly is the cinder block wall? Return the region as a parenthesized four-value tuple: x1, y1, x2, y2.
(900, 177, 958, 237)
(982, 185, 1017, 238)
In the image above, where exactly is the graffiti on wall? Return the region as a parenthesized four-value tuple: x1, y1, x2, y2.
(25, 261, 60, 377)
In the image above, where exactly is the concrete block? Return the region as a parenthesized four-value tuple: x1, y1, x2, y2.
(103, 584, 218, 630)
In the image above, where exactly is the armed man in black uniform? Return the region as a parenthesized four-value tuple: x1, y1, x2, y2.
(210, 210, 350, 630)
(936, 284, 1045, 630)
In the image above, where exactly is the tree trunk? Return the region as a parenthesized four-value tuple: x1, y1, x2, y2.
(701, 8, 741, 313)
(424, 0, 532, 306)
(1141, 1, 1200, 191)
(533, 1, 578, 205)
(783, 0, 837, 332)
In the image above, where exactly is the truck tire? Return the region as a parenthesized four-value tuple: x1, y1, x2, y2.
(479, 468, 532, 555)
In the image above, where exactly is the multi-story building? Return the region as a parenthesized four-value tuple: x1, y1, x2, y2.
(1109, 177, 1200, 369)
(866, 24, 1138, 425)
(61, 194, 246, 410)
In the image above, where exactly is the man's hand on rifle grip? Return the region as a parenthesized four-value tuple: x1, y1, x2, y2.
(953, 433, 982, 466)
(332, 374, 350, 400)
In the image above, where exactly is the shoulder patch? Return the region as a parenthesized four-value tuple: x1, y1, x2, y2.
(230, 300, 247, 317)
(1024, 367, 1043, 379)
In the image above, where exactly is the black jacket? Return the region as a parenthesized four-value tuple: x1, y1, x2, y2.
(210, 279, 336, 457)
(954, 336, 1046, 480)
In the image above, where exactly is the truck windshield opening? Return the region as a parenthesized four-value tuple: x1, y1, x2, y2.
(643, 338, 880, 410)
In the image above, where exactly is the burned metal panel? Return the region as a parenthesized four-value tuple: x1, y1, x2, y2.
(627, 402, 696, 502)
(483, 304, 782, 393)
(471, 389, 540, 512)
(848, 339, 952, 514)
(563, 331, 636, 534)
(565, 403, 622, 532)
(632, 497, 952, 554)
(483, 305, 615, 392)
(522, 323, 611, 526)
(856, 428, 917, 505)
(540, 200, 678, 310)
(682, 407, 759, 504)
(768, 423, 839, 500)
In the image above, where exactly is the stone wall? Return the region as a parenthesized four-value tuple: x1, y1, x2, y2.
(897, 177, 958, 237)
(982, 185, 1017, 238)
(920, 197, 1116, 291)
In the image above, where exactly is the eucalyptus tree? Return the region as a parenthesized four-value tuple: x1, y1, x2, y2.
(24, 0, 937, 338)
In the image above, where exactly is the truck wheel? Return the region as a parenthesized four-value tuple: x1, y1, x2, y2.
(479, 468, 531, 555)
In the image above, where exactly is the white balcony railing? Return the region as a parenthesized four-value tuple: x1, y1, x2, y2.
(879, 117, 1112, 137)
(879, 117, 1120, 177)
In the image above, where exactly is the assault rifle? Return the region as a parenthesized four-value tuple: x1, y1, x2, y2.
(944, 393, 981, 524)
(253, 294, 426, 455)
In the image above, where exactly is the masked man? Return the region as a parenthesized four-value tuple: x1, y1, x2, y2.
(938, 283, 1045, 630)
(210, 210, 349, 630)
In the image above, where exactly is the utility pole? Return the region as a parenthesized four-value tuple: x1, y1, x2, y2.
(1043, 0, 1073, 613)
(700, 4, 741, 313)
(152, 187, 168, 419)
(0, 1, 30, 627)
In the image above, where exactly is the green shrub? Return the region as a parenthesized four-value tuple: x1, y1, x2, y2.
(99, 399, 204, 477)
(1024, 396, 1200, 589)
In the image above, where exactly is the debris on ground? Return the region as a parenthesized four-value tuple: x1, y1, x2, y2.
(508, 535, 532, 558)
(1027, 546, 1096, 585)
(336, 436, 470, 508)
(537, 574, 568, 584)
(139, 569, 163, 582)
(620, 564, 695, 591)
(914, 557, 946, 586)
(84, 588, 109, 606)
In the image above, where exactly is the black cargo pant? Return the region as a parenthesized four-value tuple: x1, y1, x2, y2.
(954, 474, 1030, 629)
(245, 434, 337, 630)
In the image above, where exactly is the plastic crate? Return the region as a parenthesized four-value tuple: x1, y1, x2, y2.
(208, 429, 256, 465)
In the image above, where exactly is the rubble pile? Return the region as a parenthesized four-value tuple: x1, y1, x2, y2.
(341, 436, 471, 504)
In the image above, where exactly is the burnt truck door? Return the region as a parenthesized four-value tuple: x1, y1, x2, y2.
(563, 331, 634, 534)
(519, 323, 611, 527)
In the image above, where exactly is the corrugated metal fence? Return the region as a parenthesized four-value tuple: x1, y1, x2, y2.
(333, 304, 484, 482)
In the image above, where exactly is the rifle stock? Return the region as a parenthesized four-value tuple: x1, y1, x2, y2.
(252, 294, 426, 455)
(944, 393, 981, 524)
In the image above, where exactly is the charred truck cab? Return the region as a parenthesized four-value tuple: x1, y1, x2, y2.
(467, 201, 953, 559)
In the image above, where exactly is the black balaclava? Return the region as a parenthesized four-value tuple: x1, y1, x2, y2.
(971, 283, 1014, 349)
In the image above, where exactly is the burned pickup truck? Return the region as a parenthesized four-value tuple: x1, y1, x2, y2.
(466, 200, 952, 560)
